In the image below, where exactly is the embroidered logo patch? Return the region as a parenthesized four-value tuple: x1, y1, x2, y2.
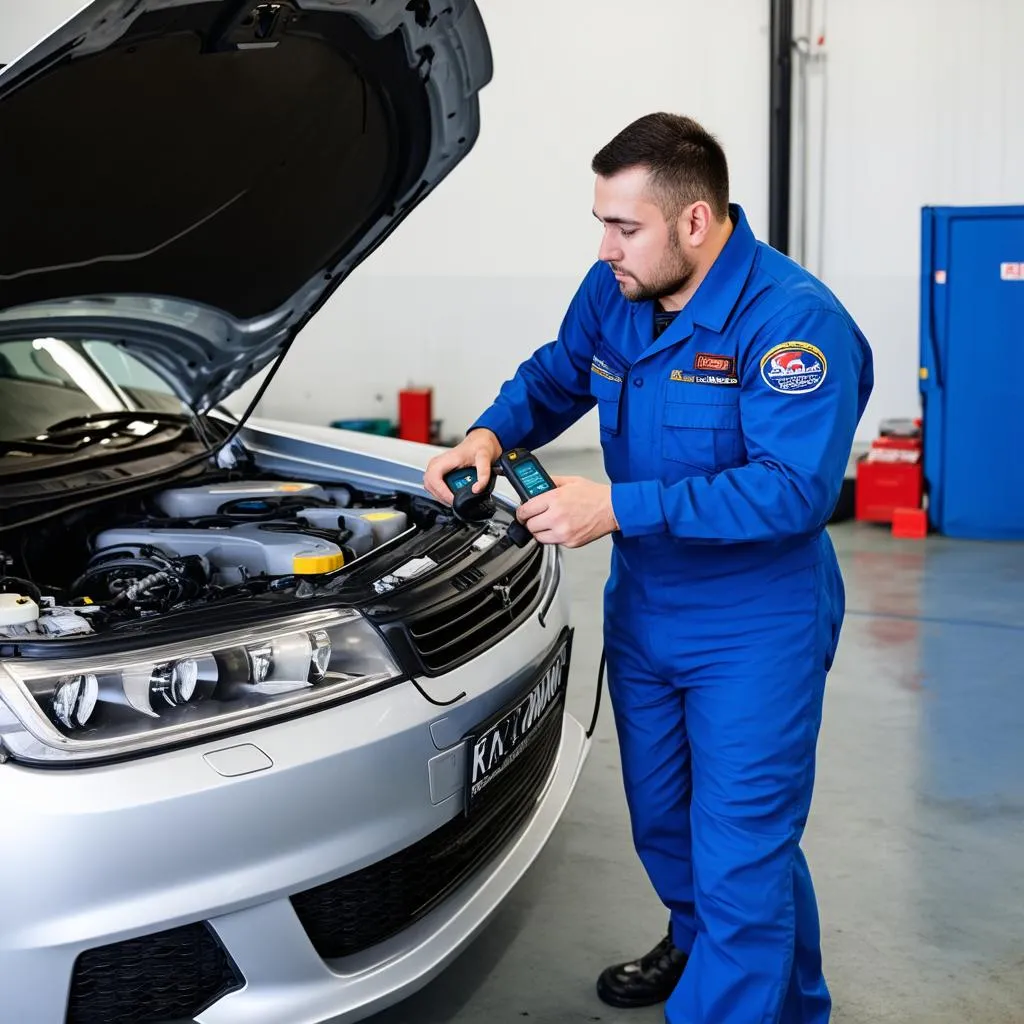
(759, 341, 827, 394)
(694, 353, 736, 375)
(591, 356, 623, 383)
(670, 370, 738, 386)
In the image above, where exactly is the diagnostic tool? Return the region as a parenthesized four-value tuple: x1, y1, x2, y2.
(445, 449, 556, 547)
(497, 449, 557, 502)
(444, 466, 496, 524)
(497, 448, 556, 547)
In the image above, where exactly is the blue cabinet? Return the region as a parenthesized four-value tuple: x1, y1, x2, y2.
(920, 205, 1024, 539)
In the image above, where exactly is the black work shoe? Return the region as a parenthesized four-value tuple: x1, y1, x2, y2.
(595, 932, 688, 1008)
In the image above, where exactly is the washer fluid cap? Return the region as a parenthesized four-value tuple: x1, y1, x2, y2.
(0, 593, 40, 626)
(293, 552, 345, 575)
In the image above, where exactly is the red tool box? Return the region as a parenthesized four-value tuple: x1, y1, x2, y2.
(398, 387, 433, 444)
(855, 419, 923, 524)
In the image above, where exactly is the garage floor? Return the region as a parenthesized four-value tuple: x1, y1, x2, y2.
(370, 449, 1024, 1024)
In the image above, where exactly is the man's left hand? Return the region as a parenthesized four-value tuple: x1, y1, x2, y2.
(516, 476, 618, 548)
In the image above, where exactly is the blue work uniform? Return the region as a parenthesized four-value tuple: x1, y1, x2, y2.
(471, 204, 873, 1024)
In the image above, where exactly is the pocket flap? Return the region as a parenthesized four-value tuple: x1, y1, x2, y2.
(662, 402, 739, 430)
(590, 371, 624, 400)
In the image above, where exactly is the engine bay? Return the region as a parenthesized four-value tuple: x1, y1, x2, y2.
(0, 476, 452, 641)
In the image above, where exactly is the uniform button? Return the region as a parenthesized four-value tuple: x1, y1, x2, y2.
(633, 377, 644, 388)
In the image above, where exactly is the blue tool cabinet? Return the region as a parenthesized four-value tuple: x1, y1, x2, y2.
(919, 205, 1024, 539)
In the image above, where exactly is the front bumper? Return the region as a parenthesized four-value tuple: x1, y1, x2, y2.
(0, 570, 588, 1024)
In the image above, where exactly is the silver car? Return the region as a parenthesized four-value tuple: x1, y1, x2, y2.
(0, 3, 589, 1022)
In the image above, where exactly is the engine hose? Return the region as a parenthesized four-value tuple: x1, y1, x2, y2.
(0, 575, 42, 606)
(586, 647, 606, 740)
(120, 571, 171, 605)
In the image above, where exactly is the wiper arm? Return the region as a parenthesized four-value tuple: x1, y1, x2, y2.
(0, 412, 191, 457)
(0, 436, 82, 455)
(43, 411, 193, 435)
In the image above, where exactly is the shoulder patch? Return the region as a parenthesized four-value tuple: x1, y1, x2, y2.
(759, 341, 827, 394)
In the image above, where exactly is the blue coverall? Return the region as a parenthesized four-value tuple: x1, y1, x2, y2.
(472, 204, 874, 1024)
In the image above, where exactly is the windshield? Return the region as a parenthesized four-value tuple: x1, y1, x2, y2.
(0, 337, 186, 442)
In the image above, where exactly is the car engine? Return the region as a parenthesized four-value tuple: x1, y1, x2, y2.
(0, 478, 429, 640)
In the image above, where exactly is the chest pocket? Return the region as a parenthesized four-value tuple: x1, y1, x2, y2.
(590, 368, 624, 436)
(661, 389, 745, 473)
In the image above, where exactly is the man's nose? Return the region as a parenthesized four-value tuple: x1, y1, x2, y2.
(598, 230, 622, 264)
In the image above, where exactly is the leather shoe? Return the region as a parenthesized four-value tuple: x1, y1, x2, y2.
(596, 931, 688, 1008)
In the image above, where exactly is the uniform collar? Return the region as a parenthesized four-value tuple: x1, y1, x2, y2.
(625, 204, 758, 359)
(630, 203, 757, 339)
(686, 203, 758, 333)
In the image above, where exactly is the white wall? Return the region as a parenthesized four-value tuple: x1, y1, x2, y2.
(0, 0, 87, 62)
(6, 1, 1020, 450)
(227, 0, 771, 450)
(791, 0, 1024, 440)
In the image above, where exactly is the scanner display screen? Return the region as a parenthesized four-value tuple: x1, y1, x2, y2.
(512, 459, 552, 498)
(446, 468, 477, 492)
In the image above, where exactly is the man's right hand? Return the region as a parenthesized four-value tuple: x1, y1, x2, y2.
(423, 428, 503, 505)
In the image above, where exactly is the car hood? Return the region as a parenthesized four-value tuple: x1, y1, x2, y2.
(0, 0, 492, 413)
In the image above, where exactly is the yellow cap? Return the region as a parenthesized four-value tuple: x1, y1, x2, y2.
(361, 512, 399, 522)
(919, 367, 929, 380)
(293, 552, 345, 574)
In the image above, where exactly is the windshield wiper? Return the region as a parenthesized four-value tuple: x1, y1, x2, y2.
(42, 410, 193, 434)
(0, 412, 191, 456)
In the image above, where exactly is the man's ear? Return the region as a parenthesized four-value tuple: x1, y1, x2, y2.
(678, 201, 714, 247)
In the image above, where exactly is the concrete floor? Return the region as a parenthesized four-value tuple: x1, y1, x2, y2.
(370, 449, 1024, 1024)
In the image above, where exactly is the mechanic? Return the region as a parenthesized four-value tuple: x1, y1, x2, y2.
(424, 112, 873, 1024)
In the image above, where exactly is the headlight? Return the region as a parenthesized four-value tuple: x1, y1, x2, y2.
(0, 610, 402, 766)
(52, 674, 99, 729)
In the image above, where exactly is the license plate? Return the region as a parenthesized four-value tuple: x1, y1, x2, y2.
(465, 637, 571, 814)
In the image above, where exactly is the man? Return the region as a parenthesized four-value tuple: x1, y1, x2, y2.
(424, 113, 873, 1024)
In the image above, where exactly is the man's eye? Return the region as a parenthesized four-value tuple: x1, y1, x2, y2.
(621, 228, 637, 238)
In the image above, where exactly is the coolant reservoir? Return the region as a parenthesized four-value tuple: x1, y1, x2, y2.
(0, 593, 40, 627)
(346, 509, 408, 546)
(298, 508, 375, 558)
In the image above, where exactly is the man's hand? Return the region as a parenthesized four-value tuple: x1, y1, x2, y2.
(423, 428, 502, 504)
(517, 475, 618, 548)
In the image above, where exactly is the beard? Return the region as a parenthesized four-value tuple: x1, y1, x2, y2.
(614, 226, 695, 303)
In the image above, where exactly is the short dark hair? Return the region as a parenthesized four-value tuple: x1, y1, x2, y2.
(591, 113, 730, 222)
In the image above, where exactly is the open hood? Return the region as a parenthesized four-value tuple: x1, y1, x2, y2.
(0, 0, 492, 413)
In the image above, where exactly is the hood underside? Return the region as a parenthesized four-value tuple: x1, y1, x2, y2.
(0, 0, 492, 411)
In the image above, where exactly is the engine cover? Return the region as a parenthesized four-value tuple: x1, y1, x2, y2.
(92, 524, 344, 585)
(152, 480, 349, 518)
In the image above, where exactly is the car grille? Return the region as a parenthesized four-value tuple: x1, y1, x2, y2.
(406, 544, 545, 673)
(291, 687, 565, 960)
(66, 922, 242, 1024)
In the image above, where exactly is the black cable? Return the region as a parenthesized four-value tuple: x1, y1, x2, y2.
(586, 647, 606, 740)
(411, 679, 467, 707)
(0, 574, 42, 606)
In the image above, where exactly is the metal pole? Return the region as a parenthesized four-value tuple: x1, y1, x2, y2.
(769, 0, 794, 254)
(797, 1, 813, 265)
